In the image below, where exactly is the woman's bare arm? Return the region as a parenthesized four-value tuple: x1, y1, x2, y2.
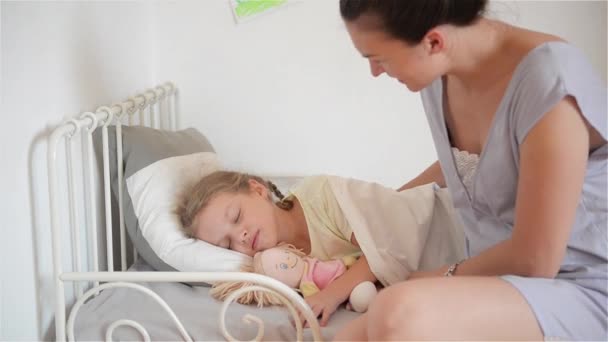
(397, 160, 446, 191)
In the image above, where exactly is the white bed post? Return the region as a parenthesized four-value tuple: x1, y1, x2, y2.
(81, 112, 100, 290)
(173, 85, 180, 130)
(65, 121, 84, 298)
(146, 89, 157, 129)
(115, 106, 127, 271)
(98, 107, 115, 272)
(48, 124, 76, 342)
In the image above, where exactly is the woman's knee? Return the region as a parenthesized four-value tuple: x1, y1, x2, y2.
(367, 281, 442, 341)
(366, 282, 436, 340)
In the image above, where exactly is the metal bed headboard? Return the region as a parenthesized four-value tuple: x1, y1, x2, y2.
(46, 82, 323, 342)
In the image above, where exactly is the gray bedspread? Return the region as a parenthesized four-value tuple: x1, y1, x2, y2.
(73, 259, 359, 341)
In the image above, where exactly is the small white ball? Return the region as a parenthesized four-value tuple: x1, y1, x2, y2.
(349, 281, 377, 313)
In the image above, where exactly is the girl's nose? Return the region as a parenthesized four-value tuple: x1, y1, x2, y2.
(239, 228, 249, 244)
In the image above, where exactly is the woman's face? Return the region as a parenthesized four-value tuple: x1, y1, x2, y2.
(193, 180, 280, 256)
(345, 20, 444, 92)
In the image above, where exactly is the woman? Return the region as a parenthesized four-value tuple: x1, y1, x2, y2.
(336, 0, 607, 341)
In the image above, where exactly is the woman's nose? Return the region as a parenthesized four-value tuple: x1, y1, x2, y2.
(369, 60, 384, 77)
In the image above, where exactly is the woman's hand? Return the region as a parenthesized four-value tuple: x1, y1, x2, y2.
(397, 160, 446, 191)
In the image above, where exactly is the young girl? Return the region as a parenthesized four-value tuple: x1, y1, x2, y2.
(177, 171, 377, 327)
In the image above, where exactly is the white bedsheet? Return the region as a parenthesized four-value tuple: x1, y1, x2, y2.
(329, 178, 466, 286)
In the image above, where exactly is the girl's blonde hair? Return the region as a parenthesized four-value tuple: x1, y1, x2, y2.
(176, 170, 293, 238)
(209, 244, 307, 307)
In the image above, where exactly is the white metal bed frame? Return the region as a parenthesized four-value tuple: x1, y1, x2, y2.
(47, 82, 323, 341)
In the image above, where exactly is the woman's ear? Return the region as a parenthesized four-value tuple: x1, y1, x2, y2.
(422, 28, 445, 55)
(248, 178, 269, 197)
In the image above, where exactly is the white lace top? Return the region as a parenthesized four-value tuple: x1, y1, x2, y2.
(451, 147, 479, 192)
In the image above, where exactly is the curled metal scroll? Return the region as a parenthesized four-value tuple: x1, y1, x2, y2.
(106, 320, 151, 342)
(66, 282, 193, 342)
(219, 285, 323, 342)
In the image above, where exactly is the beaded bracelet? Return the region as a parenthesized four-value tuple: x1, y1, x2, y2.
(444, 260, 464, 277)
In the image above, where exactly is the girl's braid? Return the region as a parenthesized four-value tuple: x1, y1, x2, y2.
(267, 181, 294, 210)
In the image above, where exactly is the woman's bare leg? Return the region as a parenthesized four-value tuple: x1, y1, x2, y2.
(332, 312, 369, 341)
(342, 276, 544, 341)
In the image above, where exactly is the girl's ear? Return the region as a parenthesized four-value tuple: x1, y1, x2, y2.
(248, 178, 269, 197)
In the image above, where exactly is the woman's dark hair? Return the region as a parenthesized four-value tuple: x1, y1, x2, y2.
(340, 0, 488, 44)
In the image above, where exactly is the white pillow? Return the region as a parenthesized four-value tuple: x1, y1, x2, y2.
(126, 152, 252, 272)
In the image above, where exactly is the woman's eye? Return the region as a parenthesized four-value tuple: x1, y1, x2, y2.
(280, 263, 288, 269)
(234, 209, 241, 223)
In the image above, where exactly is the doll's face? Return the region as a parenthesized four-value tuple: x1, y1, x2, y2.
(256, 247, 305, 289)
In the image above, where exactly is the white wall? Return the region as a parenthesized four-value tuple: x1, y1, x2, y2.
(1, 2, 156, 340)
(154, 0, 432, 187)
(1, 0, 605, 340)
(489, 1, 607, 81)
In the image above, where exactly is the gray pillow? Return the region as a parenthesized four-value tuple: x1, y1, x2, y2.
(93, 126, 214, 272)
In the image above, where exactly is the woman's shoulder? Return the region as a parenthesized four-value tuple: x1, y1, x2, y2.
(505, 25, 567, 62)
(510, 36, 602, 88)
(507, 40, 607, 143)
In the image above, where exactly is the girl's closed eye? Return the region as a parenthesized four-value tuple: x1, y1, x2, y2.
(234, 208, 241, 223)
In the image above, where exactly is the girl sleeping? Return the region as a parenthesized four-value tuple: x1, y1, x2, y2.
(177, 171, 465, 326)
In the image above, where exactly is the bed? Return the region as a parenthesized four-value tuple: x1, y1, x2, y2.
(46, 82, 353, 341)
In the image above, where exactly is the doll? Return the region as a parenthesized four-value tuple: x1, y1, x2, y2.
(210, 244, 378, 313)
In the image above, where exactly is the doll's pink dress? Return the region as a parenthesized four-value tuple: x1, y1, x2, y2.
(299, 257, 346, 297)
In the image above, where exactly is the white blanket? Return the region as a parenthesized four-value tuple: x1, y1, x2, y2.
(328, 177, 466, 286)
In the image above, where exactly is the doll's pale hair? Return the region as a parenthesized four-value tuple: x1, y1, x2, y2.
(176, 170, 294, 238)
(209, 244, 307, 307)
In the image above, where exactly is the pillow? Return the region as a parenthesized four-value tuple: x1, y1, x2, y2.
(93, 126, 250, 273)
